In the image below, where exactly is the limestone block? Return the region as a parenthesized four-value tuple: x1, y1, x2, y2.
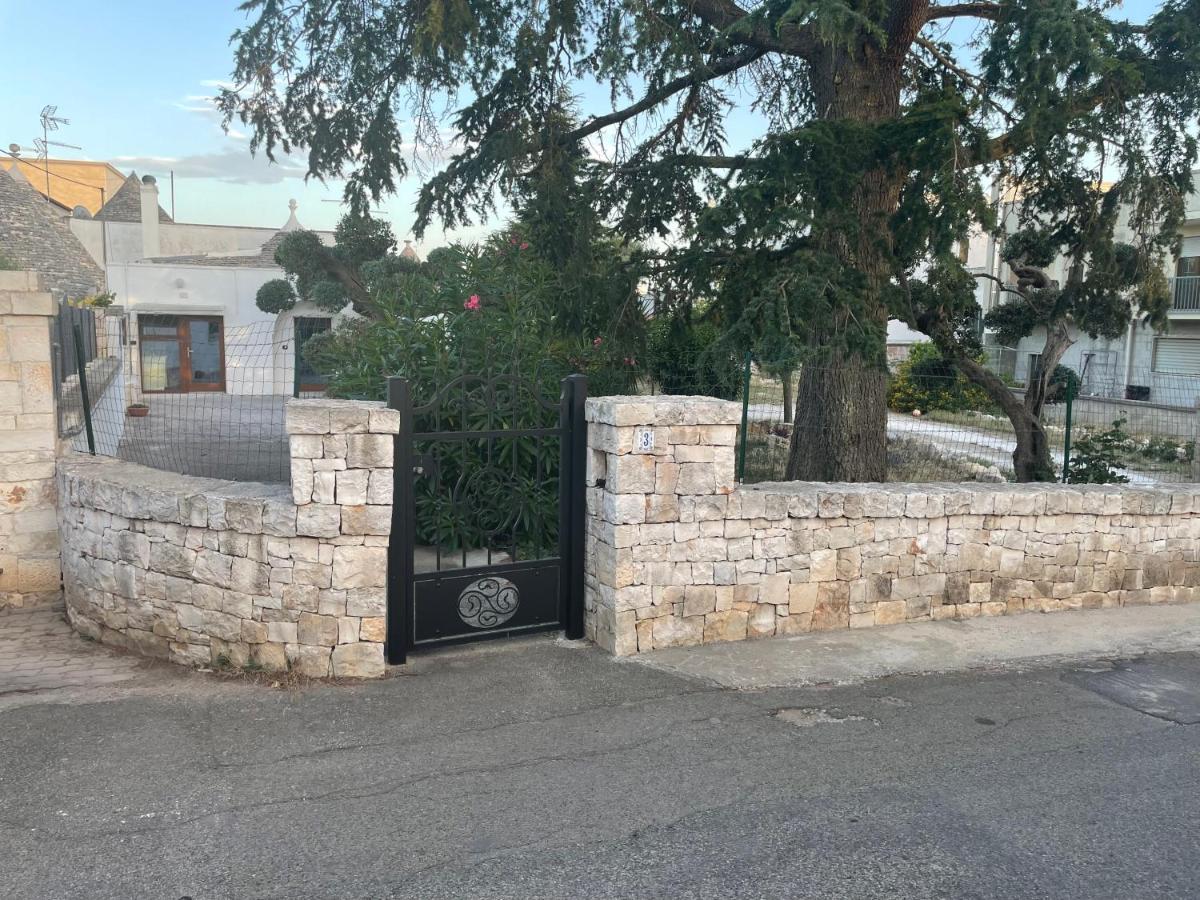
(359, 616, 386, 642)
(330, 405, 371, 434)
(340, 504, 392, 536)
(651, 614, 703, 648)
(291, 459, 314, 504)
(229, 557, 270, 595)
(225, 499, 265, 534)
(682, 585, 716, 617)
(675, 464, 716, 495)
(347, 434, 393, 468)
(115, 530, 150, 569)
(290, 435, 324, 459)
(874, 599, 907, 625)
(262, 499, 298, 537)
(312, 471, 336, 505)
(367, 469, 394, 504)
(335, 469, 369, 506)
(286, 404, 331, 435)
(293, 645, 332, 677)
(200, 609, 243, 642)
(193, 550, 234, 589)
(298, 612, 339, 647)
(332, 546, 387, 589)
(251, 642, 288, 671)
(148, 542, 196, 578)
(345, 588, 386, 618)
(603, 492, 646, 525)
(704, 609, 749, 643)
(746, 604, 777, 639)
(369, 407, 401, 434)
(297, 504, 341, 538)
(606, 454, 657, 493)
(332, 642, 386, 677)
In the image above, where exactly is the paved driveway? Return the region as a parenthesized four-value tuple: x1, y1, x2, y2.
(3, 618, 1200, 898)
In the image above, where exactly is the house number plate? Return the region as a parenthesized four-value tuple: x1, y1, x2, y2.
(634, 428, 654, 452)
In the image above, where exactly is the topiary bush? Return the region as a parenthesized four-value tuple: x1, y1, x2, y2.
(888, 342, 994, 413)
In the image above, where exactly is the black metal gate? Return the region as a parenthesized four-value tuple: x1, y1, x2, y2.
(384, 373, 587, 664)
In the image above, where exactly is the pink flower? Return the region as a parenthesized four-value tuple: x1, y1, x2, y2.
(520, 242, 530, 250)
(592, 337, 603, 347)
(464, 294, 481, 310)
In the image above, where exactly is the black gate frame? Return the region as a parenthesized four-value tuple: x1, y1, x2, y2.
(384, 374, 587, 664)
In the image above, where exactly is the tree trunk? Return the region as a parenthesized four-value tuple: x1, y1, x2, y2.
(781, 371, 794, 424)
(786, 365, 890, 481)
(782, 42, 909, 482)
(939, 323, 1072, 482)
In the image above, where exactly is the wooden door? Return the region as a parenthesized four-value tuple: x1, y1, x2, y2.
(139, 315, 226, 393)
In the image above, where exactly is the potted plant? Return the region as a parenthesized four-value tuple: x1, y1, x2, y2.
(126, 402, 150, 418)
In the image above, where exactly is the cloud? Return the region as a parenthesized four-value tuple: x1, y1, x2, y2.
(112, 147, 312, 185)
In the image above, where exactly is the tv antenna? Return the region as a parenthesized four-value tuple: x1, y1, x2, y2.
(34, 105, 82, 202)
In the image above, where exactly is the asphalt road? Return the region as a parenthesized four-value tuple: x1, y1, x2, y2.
(2, 635, 1199, 899)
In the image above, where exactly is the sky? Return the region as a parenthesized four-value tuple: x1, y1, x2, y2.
(0, 0, 1164, 248)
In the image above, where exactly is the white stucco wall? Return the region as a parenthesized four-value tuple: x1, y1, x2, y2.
(71, 219, 335, 267)
(107, 261, 340, 396)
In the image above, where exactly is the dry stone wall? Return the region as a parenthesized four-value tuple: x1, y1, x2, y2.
(58, 399, 398, 677)
(584, 395, 1200, 655)
(0, 271, 61, 608)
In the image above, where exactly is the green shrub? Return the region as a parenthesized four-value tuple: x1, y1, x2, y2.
(644, 315, 741, 399)
(304, 238, 642, 552)
(1065, 417, 1131, 484)
(888, 343, 993, 413)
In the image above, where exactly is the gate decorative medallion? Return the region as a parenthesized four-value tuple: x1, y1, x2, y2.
(457, 577, 520, 629)
(384, 373, 587, 663)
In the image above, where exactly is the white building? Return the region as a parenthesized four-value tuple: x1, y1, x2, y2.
(972, 174, 1200, 406)
(70, 174, 342, 397)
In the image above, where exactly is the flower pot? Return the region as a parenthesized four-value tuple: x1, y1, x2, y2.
(127, 404, 150, 418)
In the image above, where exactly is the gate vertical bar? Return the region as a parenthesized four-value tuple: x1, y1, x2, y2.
(560, 374, 587, 640)
(73, 322, 96, 455)
(737, 351, 752, 482)
(386, 376, 414, 664)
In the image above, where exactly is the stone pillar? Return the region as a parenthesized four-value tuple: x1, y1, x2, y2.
(285, 398, 400, 676)
(584, 395, 741, 655)
(0, 271, 61, 608)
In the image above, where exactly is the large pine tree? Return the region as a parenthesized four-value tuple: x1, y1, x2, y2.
(222, 0, 1200, 481)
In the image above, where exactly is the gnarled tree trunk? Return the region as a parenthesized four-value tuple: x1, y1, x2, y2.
(784, 38, 916, 482)
(937, 319, 1073, 482)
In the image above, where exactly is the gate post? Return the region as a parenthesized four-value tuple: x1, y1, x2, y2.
(385, 376, 414, 664)
(560, 374, 588, 639)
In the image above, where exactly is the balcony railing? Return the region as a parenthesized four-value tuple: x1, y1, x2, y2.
(1171, 276, 1200, 311)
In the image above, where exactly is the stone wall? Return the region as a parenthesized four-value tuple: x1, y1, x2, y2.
(0, 271, 61, 608)
(584, 395, 1200, 655)
(57, 399, 398, 677)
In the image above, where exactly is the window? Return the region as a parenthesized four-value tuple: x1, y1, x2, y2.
(1152, 337, 1200, 375)
(1177, 257, 1200, 278)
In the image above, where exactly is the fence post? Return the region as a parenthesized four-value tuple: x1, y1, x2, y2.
(385, 376, 413, 666)
(72, 321, 96, 455)
(1192, 399, 1200, 484)
(737, 351, 752, 482)
(1060, 377, 1075, 483)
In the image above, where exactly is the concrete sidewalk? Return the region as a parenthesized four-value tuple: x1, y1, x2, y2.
(631, 604, 1200, 689)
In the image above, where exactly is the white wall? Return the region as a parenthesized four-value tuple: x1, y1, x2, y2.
(106, 261, 340, 396)
(71, 218, 335, 267)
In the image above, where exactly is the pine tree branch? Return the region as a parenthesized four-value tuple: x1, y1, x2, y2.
(688, 0, 821, 57)
(925, 2, 1003, 22)
(561, 48, 765, 143)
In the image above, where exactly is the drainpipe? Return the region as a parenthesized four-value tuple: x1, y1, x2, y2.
(1123, 317, 1137, 397)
